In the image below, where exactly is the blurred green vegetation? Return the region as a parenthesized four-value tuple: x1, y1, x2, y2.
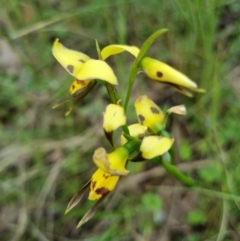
(1, 0, 240, 240)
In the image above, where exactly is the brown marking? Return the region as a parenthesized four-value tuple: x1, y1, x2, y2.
(76, 79, 86, 86)
(150, 107, 160, 114)
(79, 59, 85, 63)
(67, 65, 74, 73)
(91, 181, 96, 190)
(138, 114, 145, 124)
(72, 84, 75, 90)
(95, 187, 109, 195)
(157, 71, 163, 77)
(103, 174, 109, 179)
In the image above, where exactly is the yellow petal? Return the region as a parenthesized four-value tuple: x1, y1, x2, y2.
(101, 44, 140, 60)
(52, 39, 90, 77)
(69, 79, 91, 95)
(76, 59, 118, 85)
(135, 95, 164, 133)
(103, 104, 126, 132)
(141, 57, 198, 90)
(140, 136, 174, 159)
(120, 123, 148, 145)
(88, 168, 120, 200)
(93, 147, 129, 176)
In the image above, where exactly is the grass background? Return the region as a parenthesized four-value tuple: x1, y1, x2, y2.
(1, 0, 240, 240)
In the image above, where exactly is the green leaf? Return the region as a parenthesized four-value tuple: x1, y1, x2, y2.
(141, 193, 163, 212)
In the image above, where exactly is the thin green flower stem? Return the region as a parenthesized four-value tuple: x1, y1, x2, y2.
(158, 157, 197, 186)
(124, 28, 168, 111)
(124, 62, 140, 111)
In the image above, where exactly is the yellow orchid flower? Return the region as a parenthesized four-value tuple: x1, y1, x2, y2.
(141, 57, 204, 96)
(93, 147, 129, 176)
(52, 39, 118, 91)
(103, 104, 126, 133)
(135, 95, 187, 134)
(120, 123, 147, 145)
(140, 136, 174, 159)
(135, 95, 164, 133)
(65, 168, 121, 228)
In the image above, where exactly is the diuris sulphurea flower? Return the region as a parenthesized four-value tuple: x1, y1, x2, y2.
(52, 29, 205, 229)
(52, 39, 140, 95)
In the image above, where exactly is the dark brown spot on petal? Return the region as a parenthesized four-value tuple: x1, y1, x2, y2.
(157, 71, 163, 77)
(103, 174, 109, 179)
(96, 187, 109, 196)
(67, 65, 74, 73)
(76, 79, 86, 86)
(138, 114, 145, 124)
(79, 59, 85, 63)
(150, 107, 160, 114)
(72, 84, 75, 90)
(91, 181, 96, 190)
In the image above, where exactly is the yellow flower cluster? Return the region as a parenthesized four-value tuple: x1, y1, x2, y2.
(52, 29, 204, 228)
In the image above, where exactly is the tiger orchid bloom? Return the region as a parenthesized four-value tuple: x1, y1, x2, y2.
(135, 95, 186, 134)
(52, 39, 139, 95)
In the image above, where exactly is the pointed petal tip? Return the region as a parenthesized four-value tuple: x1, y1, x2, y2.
(64, 207, 71, 215)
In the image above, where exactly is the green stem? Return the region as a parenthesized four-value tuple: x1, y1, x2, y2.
(124, 62, 140, 111)
(158, 158, 197, 186)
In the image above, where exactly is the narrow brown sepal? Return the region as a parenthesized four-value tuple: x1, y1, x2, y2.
(76, 194, 108, 228)
(65, 180, 91, 214)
